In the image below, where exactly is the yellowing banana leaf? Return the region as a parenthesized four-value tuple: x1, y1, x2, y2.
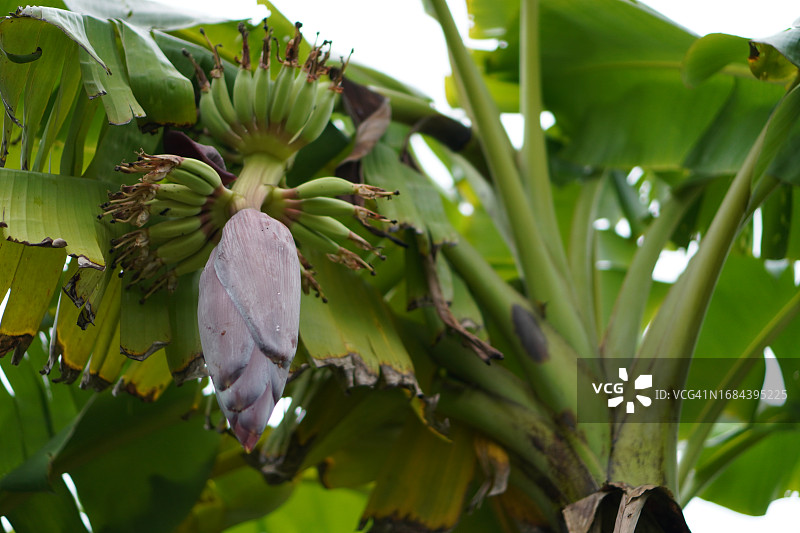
(0, 228, 23, 295)
(299, 249, 419, 393)
(165, 271, 206, 385)
(0, 244, 66, 358)
(119, 285, 171, 361)
(49, 290, 94, 382)
(83, 320, 124, 391)
(49, 268, 121, 384)
(115, 347, 173, 401)
(361, 418, 476, 532)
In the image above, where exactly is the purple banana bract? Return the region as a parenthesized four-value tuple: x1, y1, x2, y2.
(198, 208, 301, 451)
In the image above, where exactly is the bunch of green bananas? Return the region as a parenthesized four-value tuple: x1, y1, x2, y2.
(103, 22, 399, 303)
(185, 21, 344, 162)
(260, 176, 399, 299)
(101, 154, 233, 298)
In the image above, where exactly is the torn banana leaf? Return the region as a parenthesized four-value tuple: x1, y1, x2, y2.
(0, 15, 71, 170)
(0, 169, 112, 267)
(119, 285, 171, 361)
(0, 244, 66, 358)
(31, 45, 82, 173)
(48, 266, 121, 384)
(62, 258, 105, 308)
(79, 15, 146, 125)
(115, 348, 174, 402)
(116, 20, 195, 127)
(82, 320, 124, 391)
(361, 418, 475, 532)
(299, 249, 419, 393)
(165, 271, 206, 385)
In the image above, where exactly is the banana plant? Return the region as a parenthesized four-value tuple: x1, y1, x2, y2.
(1, 0, 800, 532)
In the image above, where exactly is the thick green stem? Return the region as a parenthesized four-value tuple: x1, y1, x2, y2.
(520, 0, 569, 276)
(609, 133, 764, 493)
(231, 152, 287, 211)
(428, 0, 591, 359)
(443, 240, 607, 483)
(568, 177, 603, 343)
(677, 286, 800, 488)
(602, 187, 701, 359)
(744, 174, 781, 223)
(611, 83, 800, 494)
(641, 136, 762, 363)
(443, 239, 578, 413)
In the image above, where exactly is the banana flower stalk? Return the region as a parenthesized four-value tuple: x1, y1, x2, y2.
(198, 208, 301, 451)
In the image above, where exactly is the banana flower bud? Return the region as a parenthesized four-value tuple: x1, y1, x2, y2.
(198, 208, 301, 451)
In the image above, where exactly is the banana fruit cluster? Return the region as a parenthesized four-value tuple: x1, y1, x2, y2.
(100, 154, 233, 298)
(185, 21, 344, 162)
(261, 176, 399, 299)
(103, 23, 399, 305)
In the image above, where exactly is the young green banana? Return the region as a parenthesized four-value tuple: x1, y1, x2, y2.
(294, 196, 391, 223)
(172, 238, 219, 278)
(268, 63, 295, 127)
(152, 227, 211, 266)
(232, 22, 255, 129)
(165, 168, 217, 197)
(253, 22, 273, 130)
(146, 199, 204, 219)
(298, 84, 337, 145)
(289, 177, 398, 200)
(154, 183, 208, 207)
(290, 211, 383, 257)
(289, 222, 373, 272)
(285, 74, 317, 140)
(175, 157, 224, 191)
(200, 29, 242, 134)
(183, 49, 245, 150)
(150, 217, 204, 245)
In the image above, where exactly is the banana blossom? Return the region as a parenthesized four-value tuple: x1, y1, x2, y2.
(198, 208, 301, 451)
